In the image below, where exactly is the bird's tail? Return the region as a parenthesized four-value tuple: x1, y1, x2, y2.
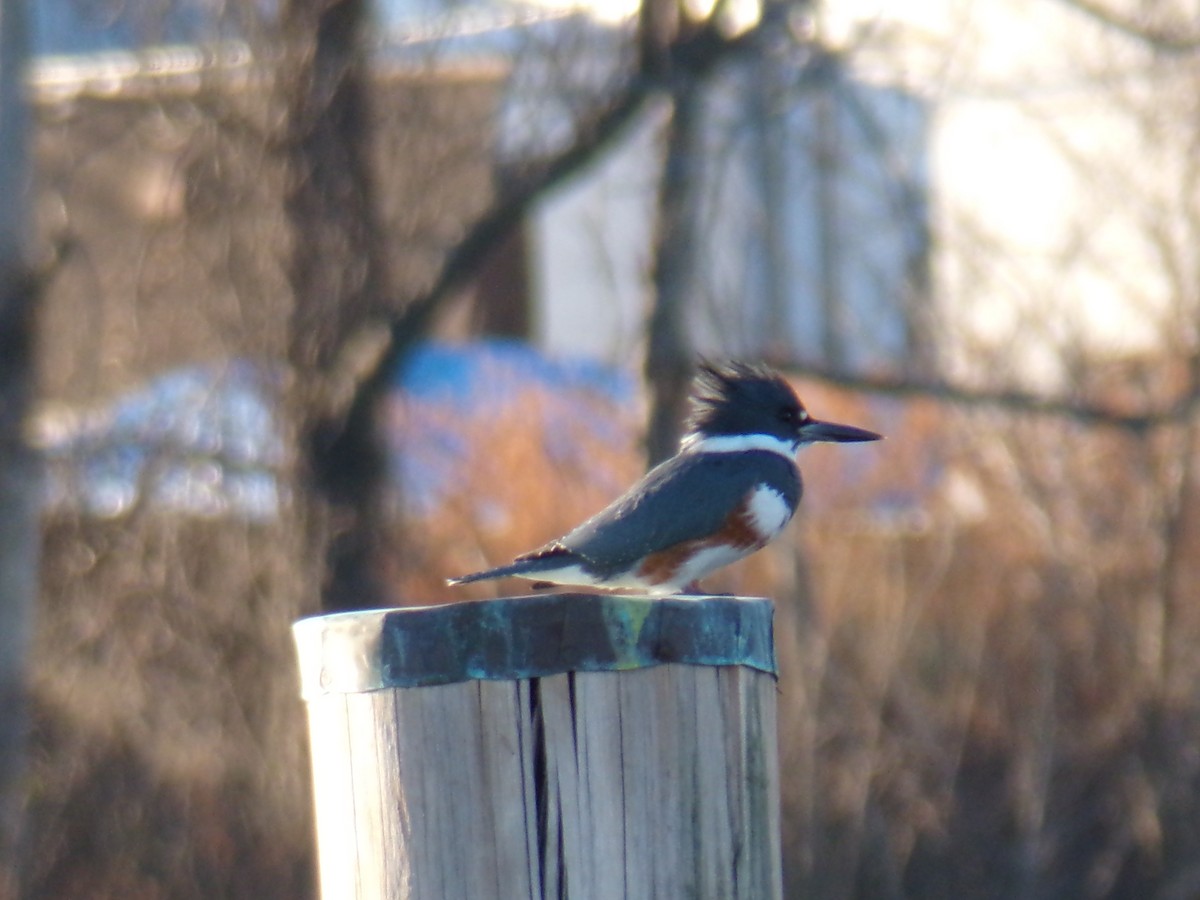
(446, 550, 572, 587)
(446, 563, 526, 586)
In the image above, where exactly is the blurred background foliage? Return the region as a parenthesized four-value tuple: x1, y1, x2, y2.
(3, 0, 1200, 897)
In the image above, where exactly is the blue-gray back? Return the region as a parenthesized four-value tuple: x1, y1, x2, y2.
(560, 450, 801, 578)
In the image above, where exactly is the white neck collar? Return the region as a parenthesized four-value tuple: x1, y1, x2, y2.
(680, 432, 798, 459)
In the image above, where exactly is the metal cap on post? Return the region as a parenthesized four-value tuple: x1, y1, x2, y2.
(293, 593, 782, 900)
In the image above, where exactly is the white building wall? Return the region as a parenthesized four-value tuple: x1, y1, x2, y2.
(826, 0, 1197, 387)
(529, 104, 662, 364)
(527, 0, 1197, 393)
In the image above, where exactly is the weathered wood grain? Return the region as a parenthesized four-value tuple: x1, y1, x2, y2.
(295, 594, 781, 899)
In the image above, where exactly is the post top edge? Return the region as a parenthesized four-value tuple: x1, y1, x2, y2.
(292, 593, 777, 698)
(294, 591, 773, 626)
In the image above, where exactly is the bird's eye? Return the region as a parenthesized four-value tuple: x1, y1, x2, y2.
(779, 406, 808, 425)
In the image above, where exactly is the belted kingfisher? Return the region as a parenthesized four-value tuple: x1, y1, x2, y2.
(448, 361, 881, 595)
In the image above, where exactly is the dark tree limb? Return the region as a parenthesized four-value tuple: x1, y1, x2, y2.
(643, 74, 704, 466)
(368, 74, 658, 394)
(326, 70, 665, 521)
(771, 358, 1200, 434)
(347, 11, 760, 468)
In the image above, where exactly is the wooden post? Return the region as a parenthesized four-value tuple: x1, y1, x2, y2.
(293, 593, 782, 900)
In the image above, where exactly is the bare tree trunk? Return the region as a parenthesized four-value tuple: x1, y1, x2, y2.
(280, 0, 393, 611)
(812, 63, 845, 369)
(752, 49, 791, 355)
(644, 78, 704, 466)
(0, 1, 39, 895)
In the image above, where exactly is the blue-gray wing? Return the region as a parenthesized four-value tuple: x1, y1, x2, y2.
(558, 450, 800, 580)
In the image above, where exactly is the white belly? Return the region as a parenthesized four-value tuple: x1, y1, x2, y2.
(745, 484, 793, 542)
(663, 542, 755, 591)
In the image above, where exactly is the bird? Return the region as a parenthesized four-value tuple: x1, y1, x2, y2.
(447, 361, 882, 596)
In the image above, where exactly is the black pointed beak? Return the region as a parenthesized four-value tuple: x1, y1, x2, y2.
(800, 418, 883, 444)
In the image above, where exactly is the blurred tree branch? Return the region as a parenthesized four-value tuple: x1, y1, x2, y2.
(644, 75, 703, 466)
(773, 358, 1200, 434)
(371, 71, 655, 382)
(1054, 0, 1200, 54)
(343, 0, 764, 478)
